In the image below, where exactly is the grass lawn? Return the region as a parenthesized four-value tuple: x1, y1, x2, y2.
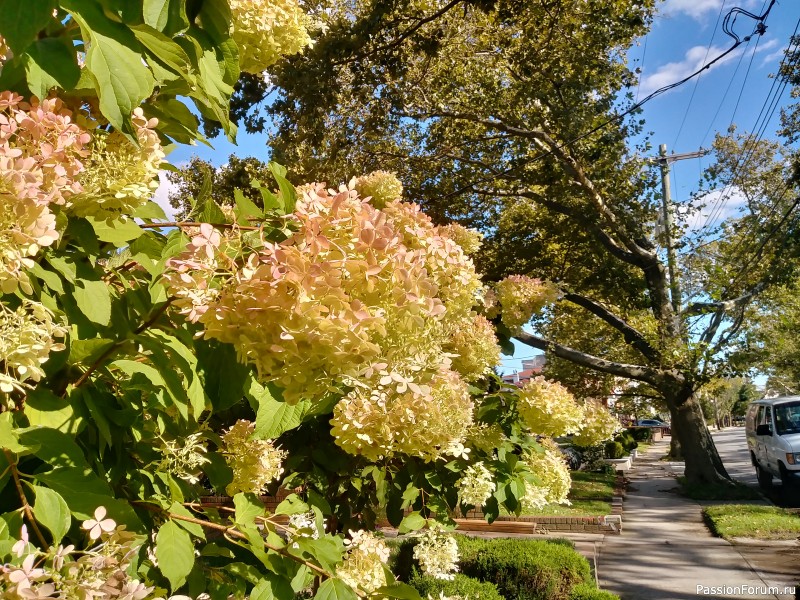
(678, 477, 763, 501)
(703, 504, 800, 540)
(515, 471, 616, 517)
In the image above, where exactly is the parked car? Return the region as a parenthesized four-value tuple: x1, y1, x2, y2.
(745, 396, 800, 491)
(635, 419, 669, 427)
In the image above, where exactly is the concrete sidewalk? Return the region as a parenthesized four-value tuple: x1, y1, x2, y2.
(597, 439, 799, 600)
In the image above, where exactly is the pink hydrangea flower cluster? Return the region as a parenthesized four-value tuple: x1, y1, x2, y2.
(166, 182, 500, 459)
(0, 92, 91, 293)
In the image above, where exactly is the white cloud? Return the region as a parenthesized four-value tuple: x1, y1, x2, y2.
(152, 170, 179, 220)
(660, 0, 761, 21)
(680, 187, 748, 231)
(639, 38, 778, 97)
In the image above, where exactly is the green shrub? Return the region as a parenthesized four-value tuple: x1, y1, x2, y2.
(613, 432, 637, 453)
(604, 441, 625, 459)
(627, 427, 653, 442)
(568, 583, 620, 600)
(410, 573, 504, 600)
(460, 537, 593, 600)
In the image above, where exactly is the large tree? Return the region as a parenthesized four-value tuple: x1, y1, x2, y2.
(217, 0, 800, 485)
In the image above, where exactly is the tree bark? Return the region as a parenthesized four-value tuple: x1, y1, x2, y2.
(668, 393, 731, 485)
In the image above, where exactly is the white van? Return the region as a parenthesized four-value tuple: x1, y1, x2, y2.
(745, 397, 800, 489)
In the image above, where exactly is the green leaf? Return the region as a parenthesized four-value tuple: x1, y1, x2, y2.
(0, 0, 55, 54)
(144, 0, 189, 35)
(196, 0, 231, 44)
(63, 0, 155, 134)
(314, 579, 358, 600)
(156, 520, 195, 591)
(234, 189, 263, 222)
(25, 38, 81, 98)
(132, 201, 168, 220)
(28, 263, 64, 294)
(375, 583, 424, 600)
(0, 413, 28, 454)
(168, 502, 206, 539)
(251, 575, 295, 600)
(86, 216, 144, 246)
(249, 380, 310, 439)
(233, 493, 264, 528)
(269, 163, 297, 215)
(68, 338, 115, 365)
(25, 388, 82, 434)
(397, 512, 426, 534)
(274, 494, 308, 517)
(74, 280, 112, 326)
(130, 23, 193, 81)
(32, 486, 70, 543)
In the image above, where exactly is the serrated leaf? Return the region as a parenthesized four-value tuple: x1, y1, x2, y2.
(233, 493, 264, 528)
(63, 0, 155, 135)
(0, 413, 28, 454)
(269, 163, 296, 215)
(86, 216, 144, 246)
(130, 23, 193, 82)
(234, 188, 263, 222)
(143, 0, 189, 35)
(397, 512, 426, 534)
(251, 575, 295, 600)
(314, 579, 358, 600)
(68, 338, 115, 365)
(274, 494, 308, 517)
(74, 280, 112, 326)
(375, 583, 425, 600)
(249, 379, 310, 439)
(25, 388, 81, 434)
(25, 38, 81, 98)
(32, 486, 70, 543)
(131, 201, 168, 220)
(0, 0, 55, 53)
(156, 520, 195, 591)
(168, 502, 206, 539)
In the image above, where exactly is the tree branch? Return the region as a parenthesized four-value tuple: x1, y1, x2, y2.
(4, 450, 48, 548)
(513, 330, 662, 386)
(562, 292, 660, 363)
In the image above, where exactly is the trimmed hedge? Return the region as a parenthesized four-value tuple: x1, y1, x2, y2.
(604, 441, 625, 459)
(460, 537, 593, 600)
(626, 427, 653, 442)
(568, 583, 620, 600)
(410, 573, 504, 600)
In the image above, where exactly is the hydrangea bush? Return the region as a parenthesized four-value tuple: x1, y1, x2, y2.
(0, 2, 621, 598)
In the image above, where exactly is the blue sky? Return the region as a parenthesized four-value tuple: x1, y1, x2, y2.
(152, 0, 800, 380)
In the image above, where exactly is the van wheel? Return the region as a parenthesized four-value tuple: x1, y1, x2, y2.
(779, 463, 797, 492)
(756, 464, 773, 489)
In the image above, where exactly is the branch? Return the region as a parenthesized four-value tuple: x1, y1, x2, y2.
(4, 450, 48, 548)
(139, 222, 260, 231)
(562, 292, 660, 363)
(514, 330, 662, 386)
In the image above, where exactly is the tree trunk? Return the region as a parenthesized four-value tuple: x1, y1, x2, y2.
(669, 394, 731, 485)
(666, 403, 682, 460)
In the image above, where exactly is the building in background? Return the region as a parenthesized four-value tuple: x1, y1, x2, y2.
(501, 355, 546, 387)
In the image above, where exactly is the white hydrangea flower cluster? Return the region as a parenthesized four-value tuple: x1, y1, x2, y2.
(456, 462, 496, 507)
(0, 508, 152, 599)
(353, 170, 404, 209)
(522, 442, 572, 508)
(229, 0, 312, 74)
(221, 420, 286, 496)
(493, 275, 559, 333)
(571, 400, 623, 447)
(413, 526, 459, 581)
(439, 223, 483, 255)
(444, 312, 500, 382)
(465, 422, 506, 454)
(517, 376, 584, 438)
(158, 432, 210, 485)
(0, 301, 66, 398)
(288, 511, 322, 548)
(71, 108, 164, 219)
(336, 530, 390, 593)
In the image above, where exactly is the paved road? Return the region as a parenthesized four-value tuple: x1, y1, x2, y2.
(712, 427, 758, 487)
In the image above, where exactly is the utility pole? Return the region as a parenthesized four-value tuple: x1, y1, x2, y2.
(657, 144, 709, 316)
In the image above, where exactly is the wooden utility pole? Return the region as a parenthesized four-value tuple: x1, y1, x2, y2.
(657, 144, 709, 316)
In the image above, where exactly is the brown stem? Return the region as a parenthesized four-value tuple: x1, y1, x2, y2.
(181, 502, 293, 533)
(139, 222, 260, 231)
(70, 299, 175, 392)
(3, 450, 48, 548)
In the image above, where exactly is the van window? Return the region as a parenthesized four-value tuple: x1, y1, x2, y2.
(756, 406, 772, 431)
(774, 402, 800, 435)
